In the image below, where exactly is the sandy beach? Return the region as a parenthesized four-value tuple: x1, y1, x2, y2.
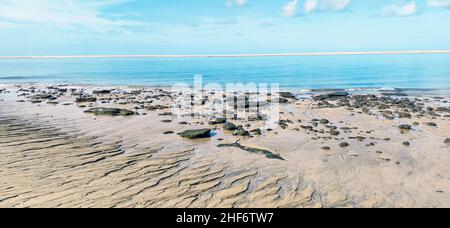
(0, 83, 449, 208)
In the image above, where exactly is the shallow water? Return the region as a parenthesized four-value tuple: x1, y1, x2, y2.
(0, 54, 449, 90)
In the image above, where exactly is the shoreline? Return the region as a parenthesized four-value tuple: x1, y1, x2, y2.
(0, 83, 449, 208)
(1, 82, 450, 93)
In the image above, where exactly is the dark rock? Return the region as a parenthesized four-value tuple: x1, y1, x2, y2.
(426, 122, 437, 127)
(339, 142, 350, 148)
(314, 92, 349, 101)
(158, 112, 173, 116)
(224, 122, 238, 131)
(76, 97, 97, 103)
(398, 124, 412, 131)
(29, 94, 53, 100)
(330, 130, 340, 136)
(350, 136, 366, 141)
(208, 118, 227, 125)
(275, 98, 289, 104)
(445, 138, 450, 146)
(403, 142, 410, 146)
(218, 142, 284, 160)
(378, 104, 390, 109)
(178, 129, 212, 139)
(147, 105, 169, 111)
(328, 126, 338, 130)
(320, 119, 330, 124)
(301, 125, 314, 131)
(327, 91, 350, 97)
(279, 92, 296, 99)
(84, 107, 134, 116)
(130, 90, 141, 95)
(93, 90, 112, 94)
(398, 112, 412, 119)
(321, 146, 331, 151)
(279, 120, 289, 129)
(250, 128, 262, 135)
(163, 131, 174, 135)
(234, 128, 250, 137)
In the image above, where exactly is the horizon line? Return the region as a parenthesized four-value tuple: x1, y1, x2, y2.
(1, 50, 450, 59)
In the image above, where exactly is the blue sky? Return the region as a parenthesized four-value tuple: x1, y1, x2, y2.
(0, 0, 450, 55)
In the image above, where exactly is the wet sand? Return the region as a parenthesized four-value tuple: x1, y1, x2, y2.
(0, 83, 449, 208)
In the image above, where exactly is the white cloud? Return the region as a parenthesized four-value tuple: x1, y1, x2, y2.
(0, 0, 141, 33)
(427, 0, 450, 8)
(236, 0, 247, 6)
(227, 0, 248, 7)
(304, 0, 350, 13)
(381, 1, 418, 17)
(304, 0, 318, 13)
(282, 0, 299, 17)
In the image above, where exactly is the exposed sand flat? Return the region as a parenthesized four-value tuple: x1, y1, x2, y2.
(1, 50, 450, 59)
(0, 84, 449, 208)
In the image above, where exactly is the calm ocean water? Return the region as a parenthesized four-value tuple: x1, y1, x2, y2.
(0, 54, 449, 90)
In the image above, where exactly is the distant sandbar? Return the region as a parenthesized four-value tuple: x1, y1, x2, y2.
(2, 50, 450, 59)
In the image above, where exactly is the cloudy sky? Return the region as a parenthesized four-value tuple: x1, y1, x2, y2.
(0, 0, 450, 55)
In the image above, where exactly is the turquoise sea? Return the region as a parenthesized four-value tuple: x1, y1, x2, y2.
(0, 54, 449, 91)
